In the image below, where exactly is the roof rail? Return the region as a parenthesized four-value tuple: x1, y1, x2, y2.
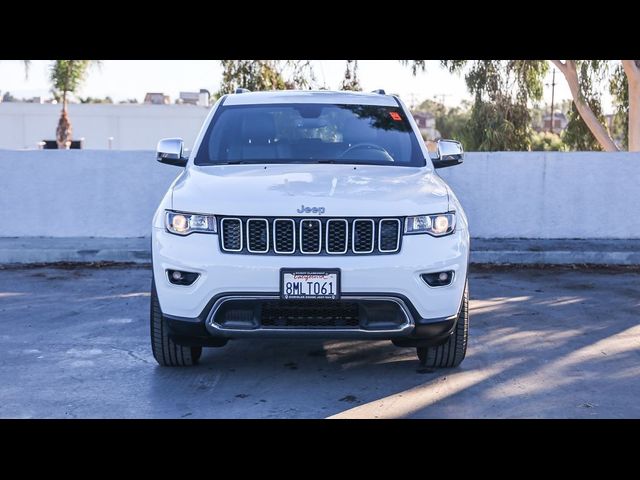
(235, 88, 251, 94)
(371, 89, 386, 95)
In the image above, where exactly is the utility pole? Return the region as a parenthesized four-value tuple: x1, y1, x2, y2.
(547, 69, 556, 134)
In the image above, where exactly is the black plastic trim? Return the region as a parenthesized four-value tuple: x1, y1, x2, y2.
(163, 289, 464, 343)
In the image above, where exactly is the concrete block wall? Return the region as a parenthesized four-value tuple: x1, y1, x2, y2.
(1, 150, 638, 239)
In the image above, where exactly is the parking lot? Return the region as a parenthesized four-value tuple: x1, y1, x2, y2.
(1, 264, 639, 418)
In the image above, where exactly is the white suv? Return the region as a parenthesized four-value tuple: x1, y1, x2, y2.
(151, 89, 470, 368)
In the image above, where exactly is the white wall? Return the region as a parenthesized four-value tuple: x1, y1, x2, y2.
(438, 151, 640, 238)
(0, 150, 179, 237)
(0, 103, 210, 150)
(0, 150, 638, 239)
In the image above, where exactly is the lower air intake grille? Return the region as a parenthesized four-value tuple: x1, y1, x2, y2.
(261, 300, 359, 328)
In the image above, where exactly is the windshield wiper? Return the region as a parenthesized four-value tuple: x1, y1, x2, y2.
(215, 160, 258, 165)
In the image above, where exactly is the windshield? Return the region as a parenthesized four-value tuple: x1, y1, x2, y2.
(194, 103, 425, 167)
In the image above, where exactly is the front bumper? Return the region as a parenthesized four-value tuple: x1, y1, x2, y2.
(152, 225, 469, 342)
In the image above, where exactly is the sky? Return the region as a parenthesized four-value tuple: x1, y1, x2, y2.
(0, 59, 594, 111)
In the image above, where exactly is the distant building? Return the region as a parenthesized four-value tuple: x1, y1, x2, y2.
(24, 97, 45, 104)
(178, 92, 199, 105)
(412, 110, 440, 140)
(542, 111, 568, 132)
(177, 89, 210, 106)
(144, 92, 170, 105)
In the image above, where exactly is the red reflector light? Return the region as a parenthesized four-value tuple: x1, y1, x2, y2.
(389, 112, 402, 121)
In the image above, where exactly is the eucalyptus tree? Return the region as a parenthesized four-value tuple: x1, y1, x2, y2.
(218, 60, 315, 96)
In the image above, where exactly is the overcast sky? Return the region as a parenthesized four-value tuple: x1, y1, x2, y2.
(0, 60, 593, 111)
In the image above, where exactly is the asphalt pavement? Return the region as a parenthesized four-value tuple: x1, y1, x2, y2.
(1, 264, 639, 418)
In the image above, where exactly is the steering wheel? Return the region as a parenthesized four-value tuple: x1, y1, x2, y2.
(338, 143, 393, 161)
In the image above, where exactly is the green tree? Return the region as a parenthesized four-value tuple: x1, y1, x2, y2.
(80, 96, 113, 104)
(281, 60, 315, 89)
(551, 60, 638, 151)
(406, 61, 548, 151)
(415, 98, 470, 142)
(407, 60, 638, 151)
(340, 60, 361, 91)
(530, 131, 566, 151)
(49, 60, 99, 148)
(437, 104, 471, 142)
(564, 101, 604, 151)
(609, 63, 629, 147)
(218, 60, 315, 96)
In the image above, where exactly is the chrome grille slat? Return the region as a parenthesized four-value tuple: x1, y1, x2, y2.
(219, 217, 401, 255)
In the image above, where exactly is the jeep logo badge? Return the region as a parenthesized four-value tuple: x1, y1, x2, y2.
(297, 204, 325, 215)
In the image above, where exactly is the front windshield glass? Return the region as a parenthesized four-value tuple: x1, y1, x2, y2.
(195, 103, 425, 167)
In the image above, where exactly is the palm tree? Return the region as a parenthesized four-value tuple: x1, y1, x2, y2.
(49, 60, 99, 148)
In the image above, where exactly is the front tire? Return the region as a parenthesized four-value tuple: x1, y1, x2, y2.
(150, 280, 202, 367)
(417, 282, 469, 368)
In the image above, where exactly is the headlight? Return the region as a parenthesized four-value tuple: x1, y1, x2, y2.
(405, 213, 456, 237)
(165, 211, 217, 236)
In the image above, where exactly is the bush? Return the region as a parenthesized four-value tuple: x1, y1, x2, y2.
(530, 131, 566, 151)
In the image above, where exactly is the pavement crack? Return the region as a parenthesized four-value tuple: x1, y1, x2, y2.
(107, 345, 152, 364)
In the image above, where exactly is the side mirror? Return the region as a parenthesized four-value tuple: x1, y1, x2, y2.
(157, 138, 187, 167)
(432, 139, 464, 169)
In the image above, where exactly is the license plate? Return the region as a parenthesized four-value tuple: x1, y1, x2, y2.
(280, 269, 340, 300)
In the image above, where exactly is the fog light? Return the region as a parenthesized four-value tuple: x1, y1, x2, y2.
(167, 269, 199, 286)
(421, 271, 454, 287)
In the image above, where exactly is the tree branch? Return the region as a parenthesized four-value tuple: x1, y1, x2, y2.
(552, 59, 619, 152)
(551, 60, 567, 75)
(622, 60, 640, 151)
(621, 60, 640, 83)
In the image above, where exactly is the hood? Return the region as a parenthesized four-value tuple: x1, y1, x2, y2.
(172, 164, 449, 217)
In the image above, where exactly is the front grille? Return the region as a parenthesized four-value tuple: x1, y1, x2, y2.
(247, 219, 268, 252)
(273, 219, 295, 253)
(326, 219, 348, 254)
(221, 218, 242, 251)
(353, 219, 374, 253)
(379, 219, 401, 252)
(261, 300, 359, 328)
(300, 219, 321, 254)
(218, 216, 403, 255)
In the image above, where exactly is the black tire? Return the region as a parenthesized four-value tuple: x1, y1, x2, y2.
(150, 280, 202, 367)
(417, 282, 469, 368)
